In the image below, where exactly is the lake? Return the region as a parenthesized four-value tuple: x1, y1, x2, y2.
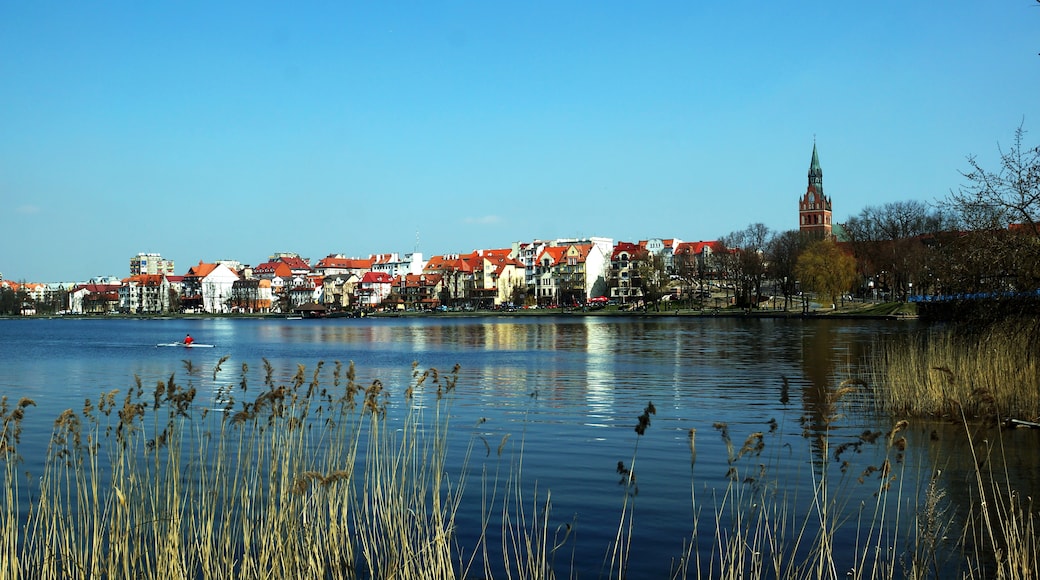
(1, 315, 1035, 578)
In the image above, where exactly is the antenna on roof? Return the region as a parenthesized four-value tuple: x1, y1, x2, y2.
(414, 230, 420, 253)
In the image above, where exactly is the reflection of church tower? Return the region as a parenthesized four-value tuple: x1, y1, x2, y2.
(798, 142, 832, 238)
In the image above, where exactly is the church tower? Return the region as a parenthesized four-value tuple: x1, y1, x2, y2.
(798, 142, 832, 238)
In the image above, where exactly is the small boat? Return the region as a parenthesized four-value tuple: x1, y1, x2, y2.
(156, 342, 215, 348)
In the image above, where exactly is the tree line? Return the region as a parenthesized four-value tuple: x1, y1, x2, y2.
(632, 125, 1040, 312)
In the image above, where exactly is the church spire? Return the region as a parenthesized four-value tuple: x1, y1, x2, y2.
(808, 141, 823, 195)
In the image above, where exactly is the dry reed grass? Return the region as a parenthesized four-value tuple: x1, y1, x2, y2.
(0, 359, 485, 579)
(868, 318, 1040, 420)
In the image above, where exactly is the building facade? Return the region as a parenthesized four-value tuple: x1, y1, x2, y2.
(130, 253, 176, 276)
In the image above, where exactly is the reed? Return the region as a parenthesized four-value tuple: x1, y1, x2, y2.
(664, 381, 1038, 579)
(868, 318, 1040, 420)
(0, 359, 477, 578)
(666, 383, 913, 579)
(1, 362, 1037, 578)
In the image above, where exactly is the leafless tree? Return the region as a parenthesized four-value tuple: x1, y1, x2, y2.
(720, 223, 772, 309)
(946, 124, 1040, 233)
(937, 124, 1040, 294)
(765, 230, 806, 310)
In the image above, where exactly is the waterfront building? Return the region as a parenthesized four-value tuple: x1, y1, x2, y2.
(371, 252, 425, 278)
(608, 242, 648, 304)
(230, 278, 273, 313)
(180, 261, 240, 314)
(119, 274, 172, 314)
(356, 271, 394, 308)
(321, 273, 360, 309)
(68, 283, 121, 314)
(394, 273, 444, 310)
(470, 249, 525, 308)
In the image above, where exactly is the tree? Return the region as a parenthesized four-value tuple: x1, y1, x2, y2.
(939, 124, 1040, 294)
(672, 248, 700, 308)
(633, 252, 668, 311)
(795, 239, 858, 307)
(0, 286, 17, 315)
(766, 230, 806, 310)
(720, 223, 772, 309)
(946, 124, 1040, 234)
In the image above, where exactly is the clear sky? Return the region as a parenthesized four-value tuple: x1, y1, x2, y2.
(2, 1, 1038, 282)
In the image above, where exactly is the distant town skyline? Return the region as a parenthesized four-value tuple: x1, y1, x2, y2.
(3, 2, 1038, 282)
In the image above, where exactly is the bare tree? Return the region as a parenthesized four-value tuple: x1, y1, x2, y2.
(766, 230, 806, 310)
(672, 249, 700, 308)
(633, 252, 668, 311)
(946, 124, 1040, 233)
(938, 124, 1040, 294)
(721, 223, 772, 309)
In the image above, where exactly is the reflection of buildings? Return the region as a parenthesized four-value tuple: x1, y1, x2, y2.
(584, 320, 614, 415)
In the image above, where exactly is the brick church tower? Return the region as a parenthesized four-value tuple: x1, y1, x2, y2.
(798, 142, 832, 238)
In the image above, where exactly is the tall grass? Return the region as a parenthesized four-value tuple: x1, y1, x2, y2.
(0, 359, 483, 578)
(868, 318, 1040, 420)
(1, 361, 1037, 578)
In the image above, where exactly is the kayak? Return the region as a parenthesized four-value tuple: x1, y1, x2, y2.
(156, 342, 215, 348)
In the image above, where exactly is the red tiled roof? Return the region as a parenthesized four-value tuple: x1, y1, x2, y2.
(315, 256, 374, 270)
(536, 246, 568, 266)
(279, 256, 311, 271)
(254, 261, 293, 277)
(674, 241, 721, 255)
(185, 261, 218, 278)
(612, 242, 646, 260)
(126, 274, 166, 286)
(360, 271, 394, 284)
(72, 283, 121, 293)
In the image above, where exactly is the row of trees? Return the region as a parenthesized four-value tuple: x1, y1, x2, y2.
(0, 286, 68, 316)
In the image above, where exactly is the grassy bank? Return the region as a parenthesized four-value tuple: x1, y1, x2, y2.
(1, 362, 1036, 578)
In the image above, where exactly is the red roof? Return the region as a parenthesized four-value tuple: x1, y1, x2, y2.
(254, 261, 293, 278)
(612, 242, 647, 260)
(279, 256, 311, 271)
(126, 274, 166, 286)
(185, 261, 218, 278)
(425, 254, 475, 273)
(72, 283, 121, 293)
(536, 246, 569, 267)
(360, 271, 394, 284)
(674, 241, 722, 255)
(314, 255, 373, 270)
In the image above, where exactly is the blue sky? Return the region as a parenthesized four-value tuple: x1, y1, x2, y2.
(2, 1, 1038, 282)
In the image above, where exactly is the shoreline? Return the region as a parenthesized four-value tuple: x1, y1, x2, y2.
(1, 302, 920, 322)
